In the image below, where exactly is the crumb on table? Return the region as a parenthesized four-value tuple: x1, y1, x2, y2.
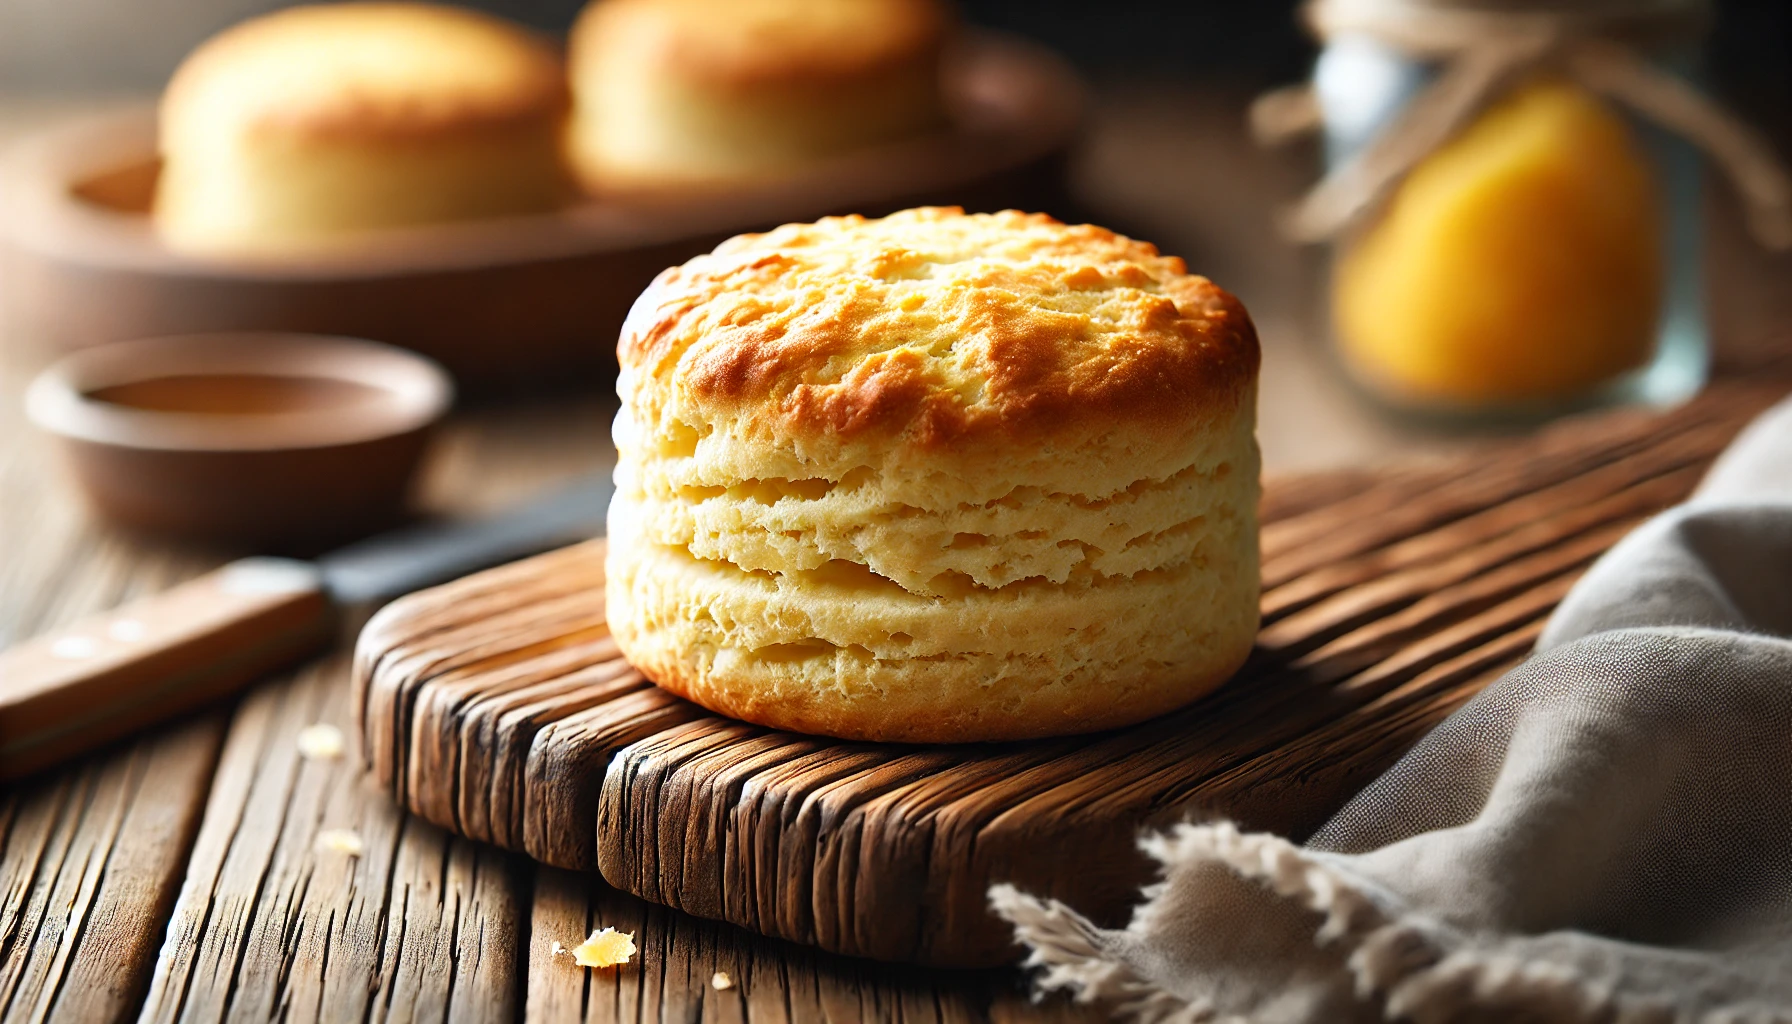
(296, 723, 346, 760)
(315, 828, 364, 856)
(572, 928, 635, 968)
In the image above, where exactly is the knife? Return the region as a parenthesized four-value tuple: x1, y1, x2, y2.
(0, 473, 614, 782)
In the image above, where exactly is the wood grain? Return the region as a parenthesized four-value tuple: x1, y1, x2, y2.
(0, 409, 228, 1024)
(139, 647, 529, 1024)
(526, 868, 1100, 1024)
(0, 714, 225, 1024)
(0, 353, 619, 1024)
(356, 379, 1792, 970)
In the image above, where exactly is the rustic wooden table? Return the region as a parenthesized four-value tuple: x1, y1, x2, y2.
(0, 379, 1109, 1023)
(3, 86, 1788, 1023)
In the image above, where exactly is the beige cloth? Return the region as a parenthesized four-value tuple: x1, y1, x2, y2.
(993, 395, 1792, 1023)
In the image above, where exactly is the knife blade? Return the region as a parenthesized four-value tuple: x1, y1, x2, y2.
(0, 472, 614, 781)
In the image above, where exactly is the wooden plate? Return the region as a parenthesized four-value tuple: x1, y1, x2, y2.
(0, 33, 1083, 385)
(352, 382, 1786, 969)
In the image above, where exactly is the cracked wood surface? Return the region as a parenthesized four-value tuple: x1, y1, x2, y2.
(135, 648, 529, 1024)
(355, 381, 1792, 971)
(0, 377, 571, 1024)
(0, 378, 231, 1024)
(3, 332, 1787, 1017)
(6, 383, 1790, 1019)
(0, 376, 1103, 1022)
(527, 868, 1091, 1024)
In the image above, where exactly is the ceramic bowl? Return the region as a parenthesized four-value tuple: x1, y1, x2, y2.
(25, 332, 453, 549)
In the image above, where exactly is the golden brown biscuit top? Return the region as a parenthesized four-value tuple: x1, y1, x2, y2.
(161, 3, 566, 144)
(570, 0, 948, 90)
(620, 208, 1259, 449)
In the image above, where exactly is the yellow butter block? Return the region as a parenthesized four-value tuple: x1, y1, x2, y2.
(1334, 79, 1663, 406)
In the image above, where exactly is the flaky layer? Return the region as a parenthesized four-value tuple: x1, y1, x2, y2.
(605, 511, 1259, 742)
(615, 396, 1256, 596)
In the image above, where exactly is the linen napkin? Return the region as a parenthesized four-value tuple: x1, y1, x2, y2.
(992, 395, 1792, 1024)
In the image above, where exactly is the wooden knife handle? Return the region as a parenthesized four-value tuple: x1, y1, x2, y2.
(0, 558, 334, 781)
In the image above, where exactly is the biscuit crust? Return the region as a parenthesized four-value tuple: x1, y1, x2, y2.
(619, 208, 1256, 457)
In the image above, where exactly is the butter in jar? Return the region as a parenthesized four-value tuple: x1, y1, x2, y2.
(1312, 33, 1707, 417)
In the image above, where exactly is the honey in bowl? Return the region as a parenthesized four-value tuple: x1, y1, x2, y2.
(85, 374, 388, 416)
(27, 332, 454, 547)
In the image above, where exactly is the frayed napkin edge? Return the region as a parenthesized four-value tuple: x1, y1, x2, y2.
(990, 821, 1792, 1024)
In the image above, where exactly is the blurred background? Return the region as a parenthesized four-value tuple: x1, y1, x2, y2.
(1, 0, 1789, 478)
(3, 0, 1787, 100)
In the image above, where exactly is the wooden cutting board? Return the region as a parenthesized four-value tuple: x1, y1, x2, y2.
(353, 382, 1786, 969)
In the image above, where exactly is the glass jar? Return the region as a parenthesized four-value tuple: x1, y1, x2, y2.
(1312, 33, 1707, 421)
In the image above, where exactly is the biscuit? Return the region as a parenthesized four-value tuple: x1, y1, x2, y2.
(156, 2, 571, 253)
(567, 0, 950, 190)
(606, 207, 1260, 742)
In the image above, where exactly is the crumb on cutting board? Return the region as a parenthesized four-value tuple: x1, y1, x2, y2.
(297, 723, 346, 760)
(711, 971, 733, 990)
(572, 928, 635, 968)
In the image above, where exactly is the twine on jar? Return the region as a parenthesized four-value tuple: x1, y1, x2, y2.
(1253, 0, 1792, 249)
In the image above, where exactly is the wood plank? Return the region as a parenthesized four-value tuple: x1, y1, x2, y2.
(1258, 398, 1748, 593)
(0, 388, 227, 1024)
(0, 714, 224, 1024)
(137, 647, 530, 1024)
(0, 375, 617, 1024)
(525, 868, 1100, 1024)
(358, 378, 1792, 970)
